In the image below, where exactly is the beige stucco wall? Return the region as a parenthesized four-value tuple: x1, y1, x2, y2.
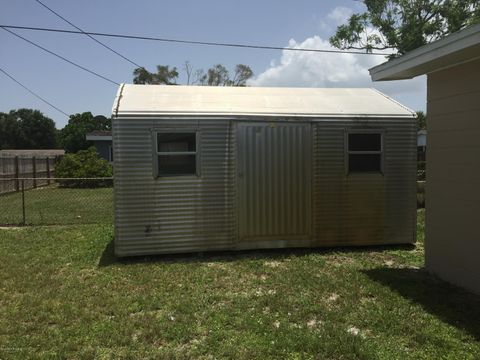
(426, 57, 480, 294)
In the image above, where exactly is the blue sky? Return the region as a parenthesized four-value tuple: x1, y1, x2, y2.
(0, 0, 426, 128)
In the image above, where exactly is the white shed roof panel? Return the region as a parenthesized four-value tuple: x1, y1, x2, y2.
(113, 84, 415, 118)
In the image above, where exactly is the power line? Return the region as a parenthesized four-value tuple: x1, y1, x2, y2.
(34, 0, 142, 68)
(1, 27, 120, 85)
(0, 67, 69, 116)
(0, 24, 393, 56)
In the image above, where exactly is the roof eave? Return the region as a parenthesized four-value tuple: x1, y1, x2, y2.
(369, 23, 480, 81)
(86, 135, 112, 141)
(115, 111, 415, 119)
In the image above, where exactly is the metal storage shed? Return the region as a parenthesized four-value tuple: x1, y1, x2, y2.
(112, 84, 417, 256)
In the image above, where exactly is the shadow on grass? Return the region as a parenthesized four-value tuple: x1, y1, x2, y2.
(98, 238, 415, 267)
(364, 267, 480, 341)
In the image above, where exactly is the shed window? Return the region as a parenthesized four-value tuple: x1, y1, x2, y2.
(156, 132, 198, 176)
(347, 133, 383, 173)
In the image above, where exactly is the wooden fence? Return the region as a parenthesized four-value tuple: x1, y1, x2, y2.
(0, 155, 61, 194)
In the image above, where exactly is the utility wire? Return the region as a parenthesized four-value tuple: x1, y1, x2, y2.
(0, 67, 69, 116)
(0, 24, 393, 56)
(34, 0, 143, 68)
(1, 27, 120, 85)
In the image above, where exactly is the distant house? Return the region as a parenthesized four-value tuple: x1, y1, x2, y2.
(85, 130, 113, 162)
(417, 130, 426, 161)
(370, 24, 480, 295)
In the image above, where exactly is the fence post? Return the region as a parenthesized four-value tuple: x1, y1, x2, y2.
(21, 179, 26, 225)
(32, 156, 37, 188)
(14, 156, 19, 192)
(46, 157, 51, 185)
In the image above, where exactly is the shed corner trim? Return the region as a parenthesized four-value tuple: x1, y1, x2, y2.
(112, 83, 126, 118)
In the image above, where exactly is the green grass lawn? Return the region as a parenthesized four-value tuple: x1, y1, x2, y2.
(1, 210, 479, 359)
(0, 185, 113, 225)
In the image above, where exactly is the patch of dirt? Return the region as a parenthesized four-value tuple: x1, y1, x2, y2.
(264, 260, 282, 268)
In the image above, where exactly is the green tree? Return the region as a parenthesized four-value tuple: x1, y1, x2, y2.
(55, 147, 112, 187)
(330, 0, 480, 57)
(198, 64, 230, 86)
(59, 112, 110, 153)
(416, 111, 426, 131)
(133, 63, 253, 86)
(1, 109, 57, 149)
(197, 64, 254, 86)
(230, 64, 254, 86)
(0, 112, 21, 149)
(133, 65, 179, 85)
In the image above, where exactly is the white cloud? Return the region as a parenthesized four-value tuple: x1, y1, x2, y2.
(249, 36, 380, 88)
(318, 6, 354, 35)
(248, 7, 427, 111)
(327, 6, 353, 26)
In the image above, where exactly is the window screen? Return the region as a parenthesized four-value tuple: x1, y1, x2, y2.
(156, 132, 197, 176)
(347, 133, 382, 173)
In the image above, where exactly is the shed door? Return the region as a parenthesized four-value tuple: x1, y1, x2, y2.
(237, 122, 311, 242)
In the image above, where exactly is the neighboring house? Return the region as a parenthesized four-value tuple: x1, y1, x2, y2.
(370, 24, 480, 295)
(417, 130, 427, 161)
(85, 130, 113, 162)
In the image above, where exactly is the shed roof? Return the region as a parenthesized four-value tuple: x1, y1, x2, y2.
(86, 130, 112, 136)
(113, 84, 415, 118)
(370, 23, 480, 81)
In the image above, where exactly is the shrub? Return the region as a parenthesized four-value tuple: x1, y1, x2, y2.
(417, 160, 426, 181)
(55, 147, 112, 188)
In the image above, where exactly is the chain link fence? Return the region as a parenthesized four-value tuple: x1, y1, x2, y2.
(0, 178, 113, 226)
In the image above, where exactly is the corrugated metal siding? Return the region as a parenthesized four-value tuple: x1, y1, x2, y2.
(312, 119, 417, 246)
(237, 123, 311, 242)
(114, 116, 416, 256)
(113, 117, 236, 256)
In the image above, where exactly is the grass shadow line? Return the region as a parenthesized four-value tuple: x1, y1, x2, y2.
(98, 239, 415, 267)
(363, 267, 480, 341)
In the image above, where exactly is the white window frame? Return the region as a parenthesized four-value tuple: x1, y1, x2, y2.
(345, 129, 385, 175)
(153, 130, 200, 178)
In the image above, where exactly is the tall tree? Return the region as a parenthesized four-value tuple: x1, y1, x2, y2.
(329, 0, 480, 57)
(231, 64, 254, 86)
(198, 64, 254, 86)
(199, 64, 230, 86)
(0, 109, 57, 149)
(133, 65, 179, 85)
(133, 63, 253, 86)
(58, 112, 110, 153)
(416, 111, 427, 131)
(0, 112, 20, 149)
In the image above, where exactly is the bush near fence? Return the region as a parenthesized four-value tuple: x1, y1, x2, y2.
(55, 147, 113, 188)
